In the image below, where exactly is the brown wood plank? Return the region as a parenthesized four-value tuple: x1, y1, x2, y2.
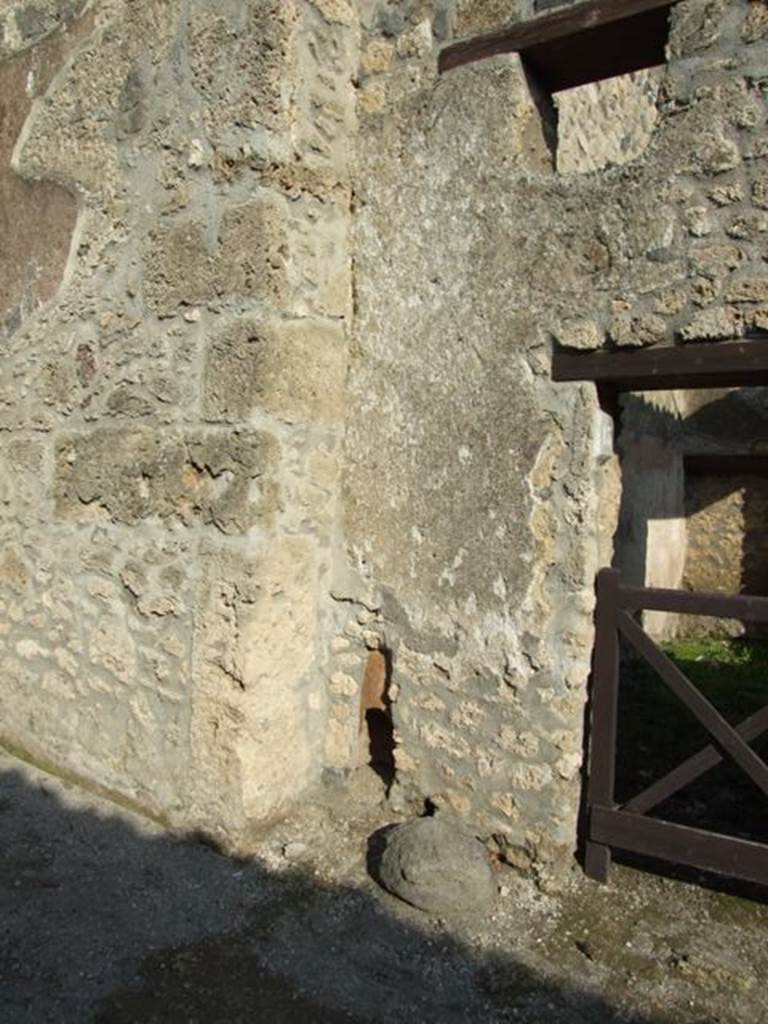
(617, 583, 768, 622)
(523, 10, 668, 92)
(591, 807, 768, 886)
(440, 0, 676, 73)
(552, 339, 768, 392)
(684, 454, 768, 478)
(585, 568, 622, 882)
(625, 705, 768, 815)
(617, 612, 768, 799)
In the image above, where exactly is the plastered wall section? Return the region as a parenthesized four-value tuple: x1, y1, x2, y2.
(331, 0, 768, 880)
(0, 0, 359, 842)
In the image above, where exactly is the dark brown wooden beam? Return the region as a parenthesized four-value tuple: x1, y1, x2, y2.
(552, 339, 768, 392)
(684, 454, 768, 477)
(523, 10, 669, 92)
(440, 0, 678, 76)
(617, 581, 768, 621)
(590, 807, 768, 886)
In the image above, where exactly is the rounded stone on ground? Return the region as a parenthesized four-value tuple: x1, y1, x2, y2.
(377, 816, 497, 914)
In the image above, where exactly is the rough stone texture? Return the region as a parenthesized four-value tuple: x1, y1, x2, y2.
(556, 69, 663, 177)
(203, 318, 348, 427)
(343, 51, 609, 881)
(378, 816, 497, 913)
(336, 0, 768, 882)
(555, 317, 603, 351)
(454, 0, 528, 36)
(2, 0, 768, 881)
(53, 429, 280, 533)
(0, 0, 358, 842)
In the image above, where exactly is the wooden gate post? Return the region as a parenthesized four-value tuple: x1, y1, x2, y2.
(585, 567, 622, 882)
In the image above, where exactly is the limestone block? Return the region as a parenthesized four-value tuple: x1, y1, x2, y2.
(555, 318, 603, 351)
(308, 0, 356, 26)
(396, 19, 432, 58)
(188, 3, 300, 139)
(724, 277, 768, 303)
(324, 713, 358, 767)
(358, 81, 386, 115)
(203, 317, 348, 427)
(691, 278, 718, 311)
(752, 172, 768, 210)
(709, 183, 743, 206)
(684, 205, 712, 237)
(143, 222, 216, 316)
(609, 311, 667, 348)
(216, 198, 289, 306)
(0, 437, 47, 518)
(667, 0, 729, 58)
(688, 243, 743, 278)
(679, 306, 743, 342)
(0, 546, 30, 594)
(287, 196, 353, 318)
(726, 211, 768, 240)
(188, 536, 323, 833)
(743, 2, 768, 43)
(455, 0, 522, 37)
(692, 131, 741, 176)
(652, 288, 688, 316)
(556, 68, 662, 176)
(291, 7, 358, 181)
(54, 428, 279, 533)
(361, 38, 394, 75)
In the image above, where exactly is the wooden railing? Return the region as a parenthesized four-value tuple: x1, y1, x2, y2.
(585, 568, 768, 887)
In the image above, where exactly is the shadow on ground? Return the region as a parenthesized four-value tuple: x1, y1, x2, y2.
(0, 762, 702, 1024)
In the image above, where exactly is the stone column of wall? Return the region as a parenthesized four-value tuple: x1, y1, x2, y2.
(0, 0, 358, 843)
(334, 0, 768, 883)
(338, 39, 609, 884)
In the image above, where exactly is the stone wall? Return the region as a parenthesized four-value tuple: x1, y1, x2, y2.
(0, 0, 358, 843)
(2, 0, 767, 882)
(332, 0, 768, 880)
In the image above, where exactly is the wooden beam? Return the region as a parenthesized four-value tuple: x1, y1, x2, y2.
(684, 454, 768, 477)
(616, 580, 768, 621)
(440, 0, 677, 75)
(552, 339, 768, 392)
(590, 807, 768, 886)
(524, 10, 669, 92)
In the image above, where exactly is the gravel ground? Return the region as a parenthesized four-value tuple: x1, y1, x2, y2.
(1, 751, 766, 1023)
